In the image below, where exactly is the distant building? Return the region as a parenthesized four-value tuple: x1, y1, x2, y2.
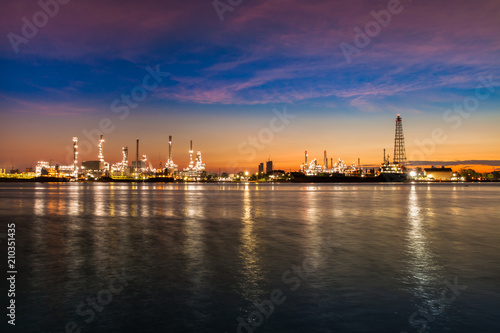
(35, 161, 74, 177)
(82, 161, 104, 172)
(424, 166, 453, 180)
(258, 163, 264, 175)
(131, 161, 146, 169)
(266, 160, 273, 174)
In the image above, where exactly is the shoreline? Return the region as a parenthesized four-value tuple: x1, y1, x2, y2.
(1, 178, 498, 184)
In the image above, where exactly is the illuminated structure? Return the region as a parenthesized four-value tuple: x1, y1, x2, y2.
(379, 115, 408, 178)
(302, 158, 323, 175)
(122, 147, 129, 167)
(424, 166, 453, 181)
(36, 161, 50, 176)
(182, 140, 206, 180)
(98, 134, 110, 171)
(35, 161, 74, 177)
(131, 158, 146, 171)
(380, 148, 403, 174)
(378, 116, 408, 181)
(194, 152, 205, 171)
(134, 138, 139, 176)
(82, 160, 104, 174)
(188, 140, 194, 170)
(82, 135, 109, 175)
(142, 155, 148, 172)
(393, 114, 407, 165)
(35, 137, 82, 178)
(72, 137, 79, 178)
(165, 135, 178, 176)
(301, 153, 359, 176)
(111, 146, 130, 175)
(98, 135, 105, 163)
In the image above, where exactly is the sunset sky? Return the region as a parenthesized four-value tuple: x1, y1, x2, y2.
(1, 0, 499, 172)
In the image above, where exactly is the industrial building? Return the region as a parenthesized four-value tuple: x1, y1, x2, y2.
(424, 166, 453, 181)
(30, 134, 210, 181)
(82, 161, 104, 173)
(131, 160, 146, 170)
(111, 146, 132, 176)
(301, 150, 359, 176)
(181, 140, 206, 181)
(82, 135, 109, 177)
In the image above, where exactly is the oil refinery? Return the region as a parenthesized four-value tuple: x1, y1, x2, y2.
(0, 115, 481, 182)
(14, 133, 211, 182)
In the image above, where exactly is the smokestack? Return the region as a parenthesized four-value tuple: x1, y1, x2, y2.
(189, 140, 194, 166)
(136, 138, 139, 174)
(330, 158, 333, 168)
(324, 150, 327, 169)
(169, 135, 172, 161)
(73, 137, 78, 176)
(98, 135, 105, 162)
(383, 148, 386, 163)
(122, 147, 128, 165)
(305, 151, 308, 165)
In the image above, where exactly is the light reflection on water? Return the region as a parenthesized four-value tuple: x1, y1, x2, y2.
(406, 185, 438, 298)
(304, 187, 323, 268)
(1, 182, 499, 333)
(238, 185, 266, 302)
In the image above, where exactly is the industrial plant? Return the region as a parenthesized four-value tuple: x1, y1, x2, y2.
(293, 114, 408, 182)
(1, 115, 493, 182)
(18, 134, 209, 182)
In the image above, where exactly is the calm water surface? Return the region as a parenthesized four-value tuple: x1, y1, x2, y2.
(1, 183, 499, 332)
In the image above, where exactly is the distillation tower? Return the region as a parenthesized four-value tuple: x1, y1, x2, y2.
(183, 140, 206, 180)
(165, 135, 178, 175)
(73, 137, 78, 178)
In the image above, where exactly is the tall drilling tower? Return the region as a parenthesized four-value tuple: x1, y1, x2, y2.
(393, 114, 407, 165)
